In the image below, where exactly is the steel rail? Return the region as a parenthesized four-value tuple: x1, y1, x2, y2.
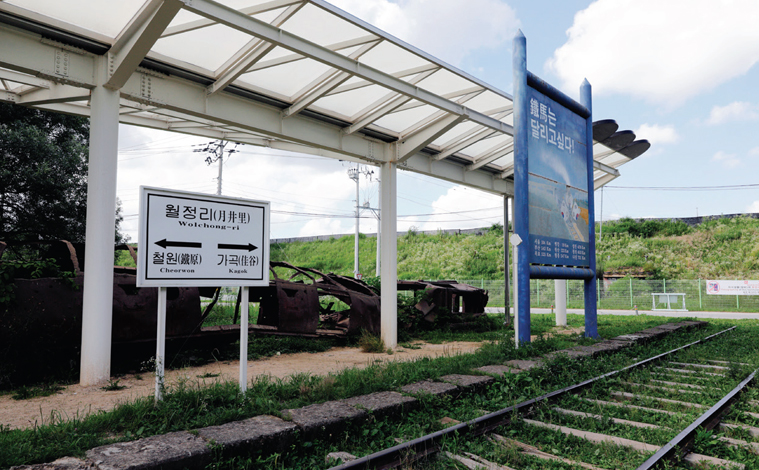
(329, 326, 737, 470)
(636, 365, 757, 470)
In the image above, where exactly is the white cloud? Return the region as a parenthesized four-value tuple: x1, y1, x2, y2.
(546, 0, 759, 107)
(330, 0, 520, 66)
(633, 123, 679, 145)
(706, 101, 759, 125)
(749, 201, 759, 213)
(711, 150, 741, 169)
(298, 218, 347, 238)
(750, 147, 759, 156)
(400, 185, 503, 233)
(117, 125, 366, 241)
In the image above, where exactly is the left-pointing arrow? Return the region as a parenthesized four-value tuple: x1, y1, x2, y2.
(154, 239, 202, 249)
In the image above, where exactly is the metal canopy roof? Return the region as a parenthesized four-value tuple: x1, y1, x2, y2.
(0, 0, 647, 195)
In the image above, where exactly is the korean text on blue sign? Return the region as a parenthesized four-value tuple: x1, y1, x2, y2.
(526, 87, 590, 268)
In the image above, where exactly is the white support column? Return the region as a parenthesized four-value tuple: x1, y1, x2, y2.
(379, 159, 397, 349)
(376, 189, 381, 277)
(555, 279, 567, 326)
(79, 74, 120, 386)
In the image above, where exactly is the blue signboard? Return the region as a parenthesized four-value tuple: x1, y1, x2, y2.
(526, 87, 590, 267)
(512, 29, 598, 344)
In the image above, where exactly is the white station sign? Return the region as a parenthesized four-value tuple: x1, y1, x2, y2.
(137, 187, 270, 287)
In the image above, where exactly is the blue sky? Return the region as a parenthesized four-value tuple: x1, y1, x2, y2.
(117, 0, 759, 242)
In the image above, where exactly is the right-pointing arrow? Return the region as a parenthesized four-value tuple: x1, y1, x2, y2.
(218, 243, 258, 252)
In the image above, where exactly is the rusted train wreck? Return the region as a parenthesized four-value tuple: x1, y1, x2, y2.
(0, 240, 489, 353)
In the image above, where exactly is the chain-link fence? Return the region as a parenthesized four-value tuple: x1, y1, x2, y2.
(460, 279, 759, 313)
(209, 280, 758, 313)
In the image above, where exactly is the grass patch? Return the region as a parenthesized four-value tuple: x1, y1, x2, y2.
(11, 384, 64, 401)
(197, 372, 220, 379)
(357, 331, 385, 353)
(100, 380, 126, 392)
(0, 316, 739, 468)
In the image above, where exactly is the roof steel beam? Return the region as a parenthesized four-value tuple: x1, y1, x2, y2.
(0, 22, 515, 196)
(0, 27, 96, 89)
(390, 86, 484, 115)
(499, 165, 514, 179)
(178, 0, 513, 136)
(282, 40, 379, 118)
(161, 0, 304, 37)
(399, 89, 483, 139)
(467, 141, 514, 171)
(434, 128, 497, 161)
(433, 108, 513, 161)
(402, 152, 514, 195)
(593, 159, 620, 177)
(209, 42, 276, 95)
(282, 70, 352, 118)
(15, 83, 90, 106)
(327, 63, 439, 96)
(592, 146, 616, 161)
(309, 0, 513, 103)
(208, 2, 304, 96)
(397, 113, 466, 163)
(344, 94, 411, 135)
(106, 0, 182, 89)
(0, 68, 50, 89)
(343, 68, 438, 135)
(247, 34, 380, 74)
(594, 172, 618, 188)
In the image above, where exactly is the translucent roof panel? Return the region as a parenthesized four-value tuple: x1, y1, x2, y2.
(374, 103, 443, 135)
(414, 69, 482, 97)
(0, 0, 645, 195)
(153, 24, 255, 72)
(313, 85, 397, 119)
(279, 3, 369, 47)
(460, 134, 512, 158)
(239, 59, 335, 100)
(357, 41, 431, 76)
(5, 0, 143, 37)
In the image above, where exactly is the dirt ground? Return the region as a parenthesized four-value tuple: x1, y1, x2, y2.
(0, 341, 484, 431)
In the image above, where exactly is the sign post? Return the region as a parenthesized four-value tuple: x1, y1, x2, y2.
(513, 30, 597, 343)
(137, 187, 270, 399)
(510, 233, 522, 347)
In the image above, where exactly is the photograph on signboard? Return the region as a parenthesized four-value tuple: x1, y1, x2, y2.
(526, 87, 590, 267)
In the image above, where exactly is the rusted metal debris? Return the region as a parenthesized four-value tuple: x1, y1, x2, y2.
(1, 241, 488, 355)
(253, 261, 381, 336)
(0, 240, 202, 347)
(397, 280, 489, 324)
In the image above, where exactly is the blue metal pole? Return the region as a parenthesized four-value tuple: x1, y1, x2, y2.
(513, 30, 531, 344)
(581, 79, 598, 339)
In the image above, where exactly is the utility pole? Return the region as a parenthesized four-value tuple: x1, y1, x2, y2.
(194, 140, 240, 195)
(347, 164, 374, 279)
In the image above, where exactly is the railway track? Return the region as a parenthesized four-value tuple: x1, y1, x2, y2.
(328, 326, 759, 470)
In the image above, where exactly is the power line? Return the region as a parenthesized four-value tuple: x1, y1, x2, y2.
(606, 183, 759, 191)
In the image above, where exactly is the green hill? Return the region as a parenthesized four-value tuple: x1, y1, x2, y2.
(272, 216, 759, 281)
(272, 225, 507, 281)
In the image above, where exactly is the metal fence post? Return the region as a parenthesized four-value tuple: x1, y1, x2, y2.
(597, 279, 600, 306)
(629, 277, 633, 308)
(698, 279, 702, 310)
(663, 279, 666, 293)
(537, 279, 540, 306)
